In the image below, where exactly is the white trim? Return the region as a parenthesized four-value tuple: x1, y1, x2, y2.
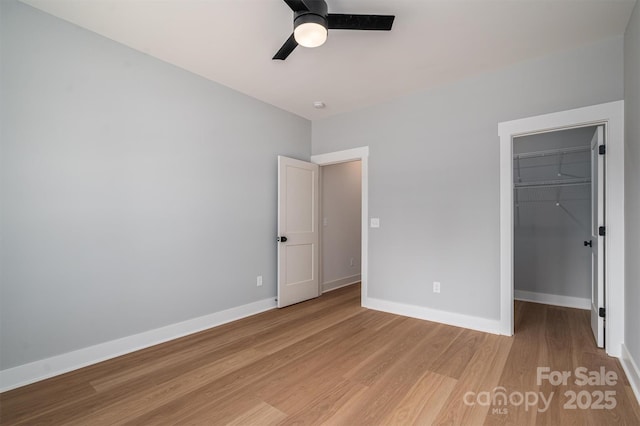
(317, 165, 325, 292)
(0, 297, 276, 392)
(498, 100, 625, 357)
(311, 147, 369, 166)
(365, 297, 503, 335)
(514, 290, 590, 310)
(311, 146, 369, 306)
(322, 275, 361, 293)
(621, 344, 640, 405)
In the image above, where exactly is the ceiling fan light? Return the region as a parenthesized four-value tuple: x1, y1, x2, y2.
(294, 14, 328, 48)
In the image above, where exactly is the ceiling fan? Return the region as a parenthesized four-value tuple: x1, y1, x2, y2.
(273, 0, 395, 60)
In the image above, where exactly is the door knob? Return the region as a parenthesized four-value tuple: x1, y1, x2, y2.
(584, 240, 592, 247)
(277, 236, 288, 242)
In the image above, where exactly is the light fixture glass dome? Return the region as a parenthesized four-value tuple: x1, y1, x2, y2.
(294, 14, 328, 48)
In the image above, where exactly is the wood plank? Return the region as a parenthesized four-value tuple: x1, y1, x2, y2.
(380, 370, 457, 425)
(483, 301, 546, 426)
(344, 317, 437, 386)
(429, 328, 487, 379)
(536, 306, 583, 426)
(227, 401, 287, 426)
(277, 379, 368, 425)
(625, 385, 640, 422)
(432, 333, 513, 425)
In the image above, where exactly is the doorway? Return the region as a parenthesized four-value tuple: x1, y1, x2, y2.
(512, 126, 602, 345)
(312, 147, 369, 305)
(498, 100, 624, 357)
(276, 147, 369, 308)
(319, 160, 362, 294)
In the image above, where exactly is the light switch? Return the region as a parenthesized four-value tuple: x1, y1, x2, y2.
(370, 218, 380, 228)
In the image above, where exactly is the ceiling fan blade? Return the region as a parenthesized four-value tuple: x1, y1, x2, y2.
(327, 14, 395, 31)
(283, 0, 309, 12)
(273, 33, 298, 60)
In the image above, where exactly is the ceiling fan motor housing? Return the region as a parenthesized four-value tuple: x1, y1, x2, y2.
(294, 12, 328, 30)
(294, 1, 328, 30)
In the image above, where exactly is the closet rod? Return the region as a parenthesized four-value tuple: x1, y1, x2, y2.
(514, 179, 591, 189)
(513, 146, 590, 160)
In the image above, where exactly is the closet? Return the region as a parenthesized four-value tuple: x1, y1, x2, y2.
(513, 126, 597, 307)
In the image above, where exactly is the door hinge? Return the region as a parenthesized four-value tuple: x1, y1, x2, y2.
(599, 307, 606, 318)
(599, 226, 606, 236)
(599, 145, 606, 155)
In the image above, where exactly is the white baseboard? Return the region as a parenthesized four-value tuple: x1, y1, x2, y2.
(364, 297, 503, 335)
(621, 344, 640, 405)
(514, 290, 590, 310)
(0, 297, 276, 392)
(322, 274, 361, 293)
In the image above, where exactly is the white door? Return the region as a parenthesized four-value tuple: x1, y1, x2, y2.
(590, 126, 605, 348)
(277, 156, 320, 308)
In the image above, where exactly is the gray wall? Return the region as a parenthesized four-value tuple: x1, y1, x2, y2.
(321, 161, 361, 290)
(0, 0, 310, 370)
(624, 1, 640, 372)
(312, 36, 624, 320)
(513, 128, 595, 300)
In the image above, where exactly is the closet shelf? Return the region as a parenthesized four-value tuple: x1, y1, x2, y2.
(514, 179, 590, 205)
(513, 146, 590, 160)
(514, 177, 591, 189)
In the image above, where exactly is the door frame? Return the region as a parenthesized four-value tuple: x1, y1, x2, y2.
(498, 101, 624, 357)
(590, 125, 605, 348)
(311, 147, 369, 305)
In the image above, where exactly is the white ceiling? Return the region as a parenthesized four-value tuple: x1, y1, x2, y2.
(21, 0, 636, 120)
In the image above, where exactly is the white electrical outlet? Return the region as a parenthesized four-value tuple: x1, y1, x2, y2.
(433, 281, 441, 293)
(370, 218, 380, 228)
(257, 275, 263, 287)
(350, 257, 354, 267)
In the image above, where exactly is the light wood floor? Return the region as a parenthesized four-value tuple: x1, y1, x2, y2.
(1, 284, 639, 425)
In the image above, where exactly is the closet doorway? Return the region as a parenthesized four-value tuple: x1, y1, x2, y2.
(512, 125, 605, 347)
(498, 100, 624, 357)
